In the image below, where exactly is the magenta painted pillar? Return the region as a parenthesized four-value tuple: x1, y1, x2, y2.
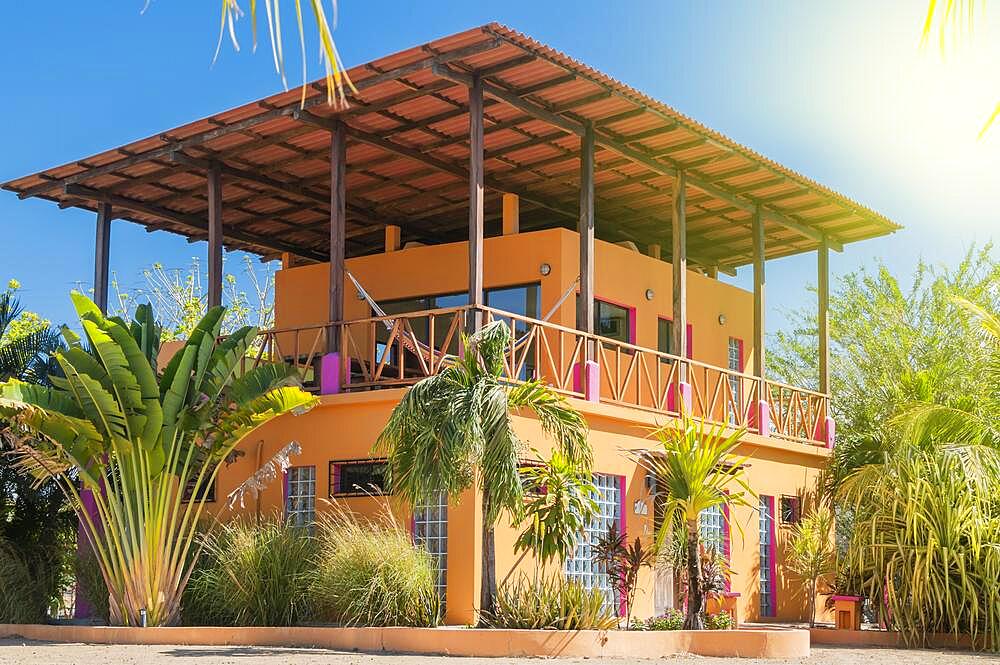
(750, 400, 770, 436)
(73, 488, 101, 620)
(319, 352, 341, 395)
(666, 380, 692, 414)
(822, 417, 836, 448)
(572, 360, 600, 402)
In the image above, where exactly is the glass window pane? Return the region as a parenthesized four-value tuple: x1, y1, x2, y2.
(594, 301, 630, 344)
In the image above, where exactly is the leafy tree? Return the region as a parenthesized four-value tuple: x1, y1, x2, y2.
(110, 256, 275, 341)
(769, 247, 1000, 490)
(0, 293, 317, 626)
(0, 281, 71, 621)
(634, 415, 753, 630)
(786, 507, 836, 627)
(513, 449, 597, 578)
(375, 321, 591, 620)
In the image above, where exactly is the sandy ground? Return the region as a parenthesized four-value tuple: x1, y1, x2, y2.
(0, 641, 996, 665)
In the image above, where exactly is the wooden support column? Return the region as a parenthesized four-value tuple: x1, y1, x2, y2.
(468, 75, 485, 332)
(502, 194, 519, 235)
(752, 204, 766, 379)
(207, 166, 223, 310)
(817, 238, 830, 394)
(577, 122, 595, 337)
(671, 171, 688, 369)
(385, 225, 401, 252)
(93, 203, 112, 313)
(329, 120, 347, 353)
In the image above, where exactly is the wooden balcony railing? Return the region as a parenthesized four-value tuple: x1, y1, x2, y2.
(246, 305, 830, 446)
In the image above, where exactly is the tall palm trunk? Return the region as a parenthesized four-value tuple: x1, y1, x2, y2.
(808, 578, 818, 628)
(479, 489, 497, 622)
(684, 519, 704, 630)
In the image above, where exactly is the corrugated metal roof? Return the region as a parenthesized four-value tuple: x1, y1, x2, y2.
(1, 23, 899, 267)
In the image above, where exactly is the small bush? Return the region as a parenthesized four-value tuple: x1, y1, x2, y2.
(74, 551, 110, 624)
(705, 611, 734, 630)
(311, 507, 440, 627)
(487, 573, 617, 630)
(645, 608, 685, 631)
(0, 539, 44, 623)
(182, 517, 317, 626)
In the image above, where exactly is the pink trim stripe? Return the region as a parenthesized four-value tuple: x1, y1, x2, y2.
(722, 502, 732, 593)
(766, 495, 778, 617)
(617, 474, 628, 618)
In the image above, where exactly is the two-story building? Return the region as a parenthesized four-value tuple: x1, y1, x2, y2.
(3, 24, 899, 626)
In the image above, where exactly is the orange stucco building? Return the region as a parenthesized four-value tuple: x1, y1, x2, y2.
(4, 24, 899, 627)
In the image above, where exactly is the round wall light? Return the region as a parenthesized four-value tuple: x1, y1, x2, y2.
(645, 288, 655, 301)
(718, 313, 727, 325)
(539, 263, 552, 276)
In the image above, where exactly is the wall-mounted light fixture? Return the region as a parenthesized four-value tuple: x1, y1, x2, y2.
(356, 290, 366, 301)
(645, 288, 655, 301)
(718, 313, 727, 325)
(539, 263, 552, 276)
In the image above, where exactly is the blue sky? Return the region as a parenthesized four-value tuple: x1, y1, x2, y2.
(2, 1, 999, 333)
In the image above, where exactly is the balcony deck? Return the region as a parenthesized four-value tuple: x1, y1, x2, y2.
(249, 304, 831, 447)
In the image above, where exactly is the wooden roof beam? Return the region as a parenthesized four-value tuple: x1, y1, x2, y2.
(437, 63, 836, 251)
(16, 39, 503, 200)
(65, 184, 328, 262)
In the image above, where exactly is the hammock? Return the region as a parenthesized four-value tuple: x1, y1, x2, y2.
(346, 271, 580, 362)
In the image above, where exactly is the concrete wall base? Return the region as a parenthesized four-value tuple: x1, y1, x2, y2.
(809, 627, 976, 650)
(0, 623, 810, 659)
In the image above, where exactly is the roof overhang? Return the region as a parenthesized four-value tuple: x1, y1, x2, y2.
(1, 23, 900, 270)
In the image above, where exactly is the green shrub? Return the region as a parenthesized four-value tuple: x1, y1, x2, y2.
(487, 573, 617, 630)
(0, 538, 44, 623)
(704, 611, 734, 630)
(311, 508, 440, 627)
(74, 551, 110, 624)
(182, 517, 317, 626)
(645, 608, 685, 630)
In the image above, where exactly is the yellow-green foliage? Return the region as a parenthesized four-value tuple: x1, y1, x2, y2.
(183, 518, 317, 627)
(842, 449, 1000, 650)
(487, 573, 617, 630)
(786, 507, 836, 627)
(310, 507, 441, 627)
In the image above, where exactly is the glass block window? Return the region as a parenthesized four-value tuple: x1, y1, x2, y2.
(759, 495, 775, 617)
(286, 466, 316, 528)
(699, 505, 726, 556)
(727, 337, 743, 424)
(413, 491, 448, 605)
(329, 459, 388, 497)
(565, 474, 621, 610)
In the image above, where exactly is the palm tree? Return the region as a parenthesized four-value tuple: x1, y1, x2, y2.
(375, 321, 591, 619)
(0, 293, 317, 626)
(0, 288, 62, 385)
(634, 415, 753, 630)
(205, 0, 354, 106)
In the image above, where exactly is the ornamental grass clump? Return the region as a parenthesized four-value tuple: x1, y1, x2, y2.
(0, 538, 49, 623)
(841, 447, 1000, 650)
(182, 517, 317, 627)
(487, 573, 617, 630)
(311, 506, 440, 627)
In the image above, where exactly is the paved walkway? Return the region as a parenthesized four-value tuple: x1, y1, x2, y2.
(0, 640, 996, 664)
